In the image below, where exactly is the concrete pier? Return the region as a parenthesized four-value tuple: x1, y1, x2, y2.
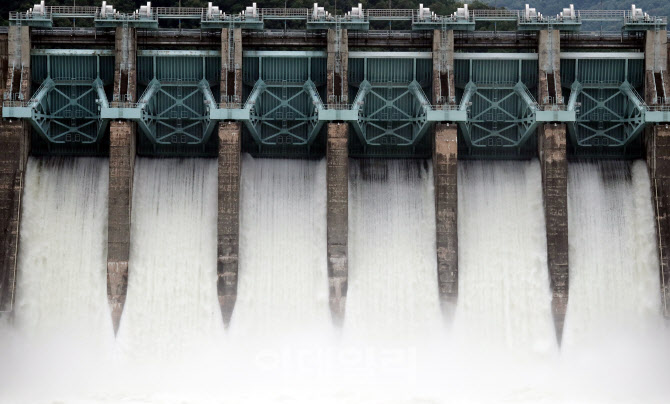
(644, 29, 670, 317)
(432, 30, 455, 105)
(538, 29, 563, 105)
(432, 30, 459, 317)
(0, 26, 31, 313)
(646, 125, 670, 317)
(538, 124, 569, 342)
(433, 123, 458, 317)
(538, 30, 569, 343)
(327, 123, 348, 324)
(112, 26, 137, 104)
(644, 29, 669, 104)
(107, 121, 135, 332)
(107, 27, 137, 333)
(217, 122, 241, 326)
(221, 27, 242, 106)
(217, 28, 244, 327)
(327, 28, 349, 104)
(326, 28, 350, 324)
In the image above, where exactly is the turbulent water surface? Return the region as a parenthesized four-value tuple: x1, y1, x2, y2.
(0, 156, 668, 404)
(456, 160, 556, 353)
(116, 158, 224, 360)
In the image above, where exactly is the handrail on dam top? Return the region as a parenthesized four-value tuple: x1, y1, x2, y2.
(8, 1, 667, 31)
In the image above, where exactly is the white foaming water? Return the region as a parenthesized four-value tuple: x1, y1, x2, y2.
(455, 160, 556, 353)
(2, 156, 670, 404)
(564, 160, 663, 348)
(229, 155, 330, 340)
(345, 159, 442, 342)
(116, 158, 224, 360)
(0, 157, 114, 403)
(13, 157, 112, 342)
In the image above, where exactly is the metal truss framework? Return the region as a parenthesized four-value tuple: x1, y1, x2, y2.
(133, 78, 217, 145)
(349, 79, 433, 149)
(562, 56, 650, 154)
(455, 56, 546, 155)
(566, 80, 646, 149)
(27, 78, 108, 144)
(2, 51, 111, 145)
(458, 80, 541, 152)
(101, 50, 220, 147)
(242, 78, 324, 147)
(3, 49, 669, 158)
(220, 51, 462, 153)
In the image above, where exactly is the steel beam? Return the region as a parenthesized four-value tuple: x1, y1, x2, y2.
(94, 78, 110, 141)
(242, 79, 267, 145)
(26, 78, 55, 140)
(200, 79, 219, 145)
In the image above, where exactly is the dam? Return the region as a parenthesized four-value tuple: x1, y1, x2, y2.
(0, 2, 669, 402)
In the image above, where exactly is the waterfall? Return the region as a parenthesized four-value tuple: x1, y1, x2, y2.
(345, 159, 442, 342)
(564, 160, 663, 347)
(455, 160, 556, 353)
(0, 157, 114, 403)
(2, 156, 669, 403)
(230, 155, 330, 340)
(13, 157, 112, 342)
(116, 158, 223, 359)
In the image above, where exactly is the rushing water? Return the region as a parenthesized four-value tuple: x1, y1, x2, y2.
(230, 155, 330, 339)
(564, 160, 664, 347)
(455, 160, 556, 353)
(346, 159, 442, 343)
(0, 157, 114, 402)
(11, 157, 112, 344)
(0, 156, 669, 403)
(116, 158, 224, 360)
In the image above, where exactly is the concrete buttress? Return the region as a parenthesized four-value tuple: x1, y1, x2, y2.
(327, 123, 348, 324)
(538, 29, 569, 344)
(0, 25, 31, 314)
(217, 27, 244, 327)
(107, 26, 137, 333)
(217, 121, 241, 326)
(432, 30, 459, 319)
(644, 29, 670, 318)
(433, 123, 458, 318)
(538, 124, 569, 344)
(326, 27, 350, 324)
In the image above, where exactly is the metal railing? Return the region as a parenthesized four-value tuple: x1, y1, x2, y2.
(470, 9, 524, 22)
(324, 103, 353, 110)
(648, 105, 670, 111)
(2, 100, 29, 108)
(517, 84, 540, 108)
(7, 5, 669, 29)
(109, 101, 139, 108)
(260, 8, 309, 18)
(154, 7, 204, 17)
(577, 10, 627, 21)
(431, 104, 461, 111)
(628, 85, 647, 104)
(624, 15, 668, 25)
(544, 104, 568, 111)
(367, 9, 414, 19)
(48, 6, 99, 14)
(580, 79, 624, 87)
(218, 102, 243, 109)
(475, 81, 519, 87)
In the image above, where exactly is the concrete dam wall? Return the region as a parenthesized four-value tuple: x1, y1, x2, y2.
(0, 2, 669, 347)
